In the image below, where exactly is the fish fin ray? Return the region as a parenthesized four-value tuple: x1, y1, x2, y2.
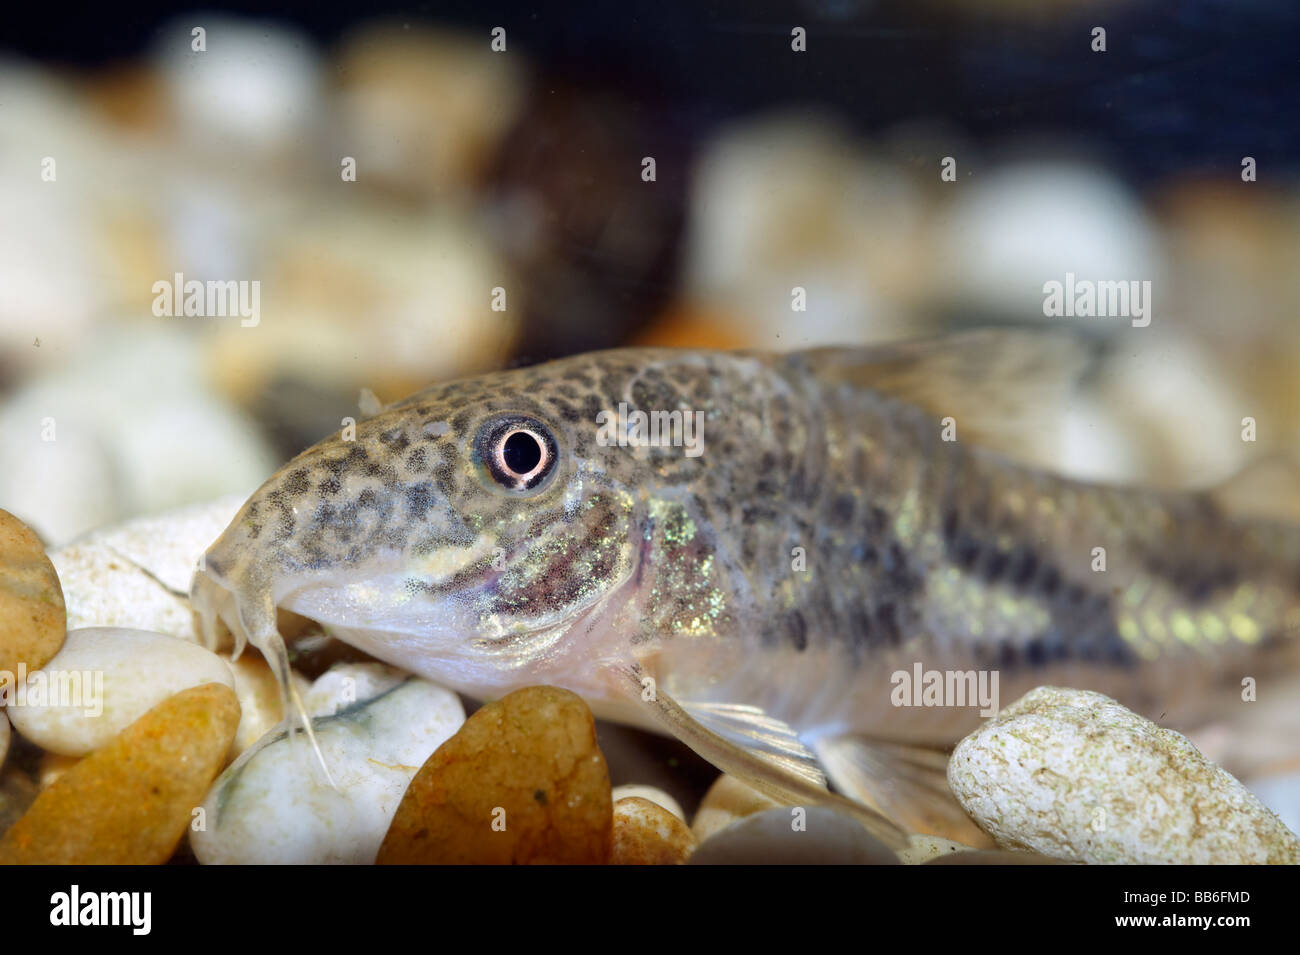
(796, 329, 1094, 461)
(814, 735, 995, 848)
(608, 662, 907, 849)
(678, 700, 828, 789)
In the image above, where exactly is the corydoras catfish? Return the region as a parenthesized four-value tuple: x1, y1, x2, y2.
(191, 331, 1300, 846)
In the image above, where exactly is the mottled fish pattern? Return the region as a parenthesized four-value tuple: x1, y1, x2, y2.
(193, 337, 1300, 803)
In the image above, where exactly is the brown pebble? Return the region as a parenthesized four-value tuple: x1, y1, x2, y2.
(0, 509, 66, 679)
(612, 796, 696, 864)
(0, 683, 240, 864)
(377, 685, 611, 864)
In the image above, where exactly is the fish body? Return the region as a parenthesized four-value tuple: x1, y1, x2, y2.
(192, 334, 1300, 837)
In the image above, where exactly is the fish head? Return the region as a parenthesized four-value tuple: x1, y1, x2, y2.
(190, 352, 719, 696)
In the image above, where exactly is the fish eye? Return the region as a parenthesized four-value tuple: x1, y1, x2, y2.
(476, 415, 559, 492)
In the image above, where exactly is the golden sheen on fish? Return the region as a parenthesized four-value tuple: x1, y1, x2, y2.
(191, 331, 1300, 845)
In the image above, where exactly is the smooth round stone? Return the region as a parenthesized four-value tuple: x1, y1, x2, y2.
(378, 686, 612, 865)
(949, 686, 1300, 864)
(691, 773, 782, 843)
(5, 627, 235, 757)
(689, 807, 900, 865)
(191, 667, 464, 865)
(0, 683, 239, 863)
(302, 662, 406, 718)
(612, 796, 696, 865)
(612, 783, 686, 822)
(0, 509, 66, 676)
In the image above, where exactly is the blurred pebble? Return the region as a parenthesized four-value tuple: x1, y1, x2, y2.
(378, 686, 612, 864)
(691, 773, 782, 843)
(949, 687, 1300, 864)
(683, 114, 925, 348)
(689, 807, 900, 865)
(0, 328, 275, 546)
(611, 784, 685, 822)
(611, 796, 696, 865)
(897, 832, 977, 865)
(935, 160, 1163, 323)
(5, 627, 235, 757)
(210, 206, 517, 411)
(192, 665, 463, 865)
(154, 17, 322, 159)
(0, 683, 238, 864)
(0, 509, 66, 675)
(334, 24, 524, 200)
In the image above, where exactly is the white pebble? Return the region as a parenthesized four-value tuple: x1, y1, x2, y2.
(948, 687, 1300, 864)
(611, 784, 685, 822)
(5, 627, 235, 757)
(191, 666, 464, 865)
(49, 494, 249, 642)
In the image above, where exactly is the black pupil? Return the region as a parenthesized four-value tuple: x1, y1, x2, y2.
(502, 431, 542, 475)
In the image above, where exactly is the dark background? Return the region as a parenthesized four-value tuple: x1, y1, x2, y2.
(5, 0, 1298, 188)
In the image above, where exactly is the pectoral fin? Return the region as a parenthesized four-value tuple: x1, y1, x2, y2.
(814, 735, 994, 848)
(608, 662, 907, 850)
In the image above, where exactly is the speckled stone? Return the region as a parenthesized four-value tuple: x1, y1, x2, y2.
(689, 807, 900, 865)
(47, 494, 247, 645)
(897, 833, 978, 865)
(948, 686, 1300, 865)
(0, 683, 239, 864)
(377, 686, 612, 864)
(612, 796, 696, 864)
(0, 509, 66, 677)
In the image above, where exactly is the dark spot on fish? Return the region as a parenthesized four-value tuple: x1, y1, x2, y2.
(284, 468, 310, 496)
(406, 447, 428, 472)
(787, 611, 808, 652)
(985, 548, 1009, 582)
(452, 409, 473, 434)
(830, 494, 855, 525)
(874, 601, 903, 646)
(406, 483, 435, 521)
(379, 428, 410, 453)
(318, 476, 341, 496)
(1009, 547, 1038, 588)
(1041, 566, 1061, 597)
